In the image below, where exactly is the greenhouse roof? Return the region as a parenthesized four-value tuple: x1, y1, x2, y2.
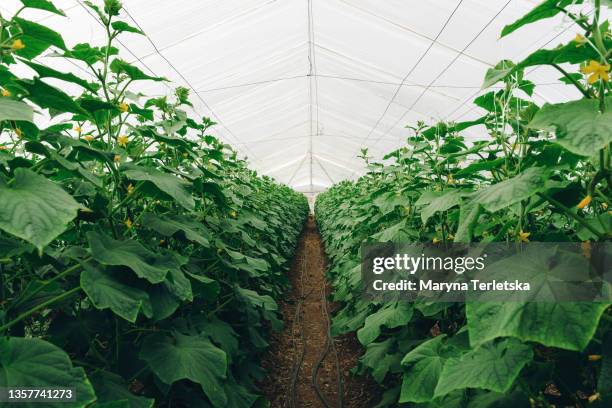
(1, 0, 599, 193)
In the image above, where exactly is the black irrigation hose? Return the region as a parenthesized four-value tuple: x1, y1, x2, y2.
(311, 240, 344, 408)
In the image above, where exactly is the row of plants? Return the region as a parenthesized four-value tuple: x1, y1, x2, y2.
(316, 1, 611, 406)
(0, 1, 309, 407)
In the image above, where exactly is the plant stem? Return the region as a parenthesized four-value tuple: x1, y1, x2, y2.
(538, 192, 605, 239)
(0, 287, 81, 333)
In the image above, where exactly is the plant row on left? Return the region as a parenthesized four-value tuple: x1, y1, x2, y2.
(0, 1, 309, 407)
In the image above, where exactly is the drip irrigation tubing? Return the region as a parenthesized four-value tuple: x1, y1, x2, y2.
(311, 235, 344, 408)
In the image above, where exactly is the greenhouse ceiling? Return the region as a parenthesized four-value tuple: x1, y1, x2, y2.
(1, 0, 600, 193)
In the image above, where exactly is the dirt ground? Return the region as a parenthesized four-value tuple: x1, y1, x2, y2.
(260, 217, 380, 407)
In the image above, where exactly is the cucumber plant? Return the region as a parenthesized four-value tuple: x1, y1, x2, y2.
(316, 1, 611, 406)
(0, 1, 309, 406)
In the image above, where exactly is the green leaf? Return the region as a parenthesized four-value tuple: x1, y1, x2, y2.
(111, 21, 144, 35)
(528, 96, 612, 157)
(20, 0, 66, 16)
(89, 371, 154, 408)
(500, 0, 581, 38)
(13, 17, 67, 60)
(121, 164, 195, 210)
(110, 59, 167, 82)
(18, 77, 85, 115)
(416, 190, 464, 224)
(139, 333, 227, 407)
(360, 338, 399, 383)
(0, 337, 96, 407)
(469, 167, 548, 213)
(19, 59, 98, 92)
(434, 338, 533, 397)
(454, 202, 482, 243)
(80, 263, 150, 323)
(142, 213, 210, 247)
(86, 231, 182, 284)
(400, 335, 447, 403)
(371, 219, 412, 242)
(482, 60, 514, 88)
(0, 98, 34, 122)
(357, 303, 413, 346)
(0, 168, 80, 251)
(466, 302, 610, 351)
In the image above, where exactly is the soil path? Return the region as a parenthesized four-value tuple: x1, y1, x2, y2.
(260, 217, 379, 407)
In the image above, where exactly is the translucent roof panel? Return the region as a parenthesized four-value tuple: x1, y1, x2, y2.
(1, 0, 605, 192)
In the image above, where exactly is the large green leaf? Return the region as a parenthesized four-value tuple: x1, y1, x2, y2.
(469, 167, 548, 213)
(142, 213, 210, 246)
(89, 372, 154, 408)
(0, 98, 34, 122)
(0, 337, 96, 407)
(19, 59, 98, 92)
(86, 231, 182, 284)
(80, 263, 150, 323)
(466, 302, 610, 351)
(360, 338, 399, 383)
(18, 77, 85, 115)
(20, 0, 66, 16)
(500, 0, 581, 38)
(121, 164, 195, 210)
(529, 96, 612, 157)
(13, 17, 67, 60)
(416, 190, 464, 224)
(454, 202, 482, 243)
(400, 335, 447, 403)
(0, 168, 80, 251)
(434, 339, 533, 397)
(139, 333, 227, 407)
(357, 303, 413, 346)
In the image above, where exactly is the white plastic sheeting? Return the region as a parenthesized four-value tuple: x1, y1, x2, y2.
(0, 0, 601, 192)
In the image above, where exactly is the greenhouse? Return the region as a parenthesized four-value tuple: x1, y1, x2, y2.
(0, 0, 610, 407)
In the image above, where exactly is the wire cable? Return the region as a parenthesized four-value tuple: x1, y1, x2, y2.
(360, 0, 465, 143)
(371, 0, 513, 146)
(120, 6, 255, 158)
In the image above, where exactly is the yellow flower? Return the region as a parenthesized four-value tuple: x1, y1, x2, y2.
(82, 135, 94, 142)
(581, 60, 610, 84)
(10, 39, 25, 51)
(124, 218, 133, 229)
(447, 174, 454, 184)
(74, 125, 82, 134)
(602, 202, 608, 210)
(518, 230, 530, 242)
(432, 237, 441, 244)
(588, 354, 602, 361)
(159, 239, 166, 245)
(447, 233, 454, 240)
(14, 128, 23, 138)
(0, 145, 7, 150)
(574, 33, 587, 47)
(113, 154, 121, 163)
(1, 89, 11, 97)
(117, 135, 129, 148)
(127, 183, 135, 195)
(577, 195, 592, 209)
(588, 393, 600, 403)
(119, 102, 129, 113)
(229, 210, 237, 218)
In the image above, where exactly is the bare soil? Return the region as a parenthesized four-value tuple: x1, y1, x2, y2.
(260, 217, 380, 407)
